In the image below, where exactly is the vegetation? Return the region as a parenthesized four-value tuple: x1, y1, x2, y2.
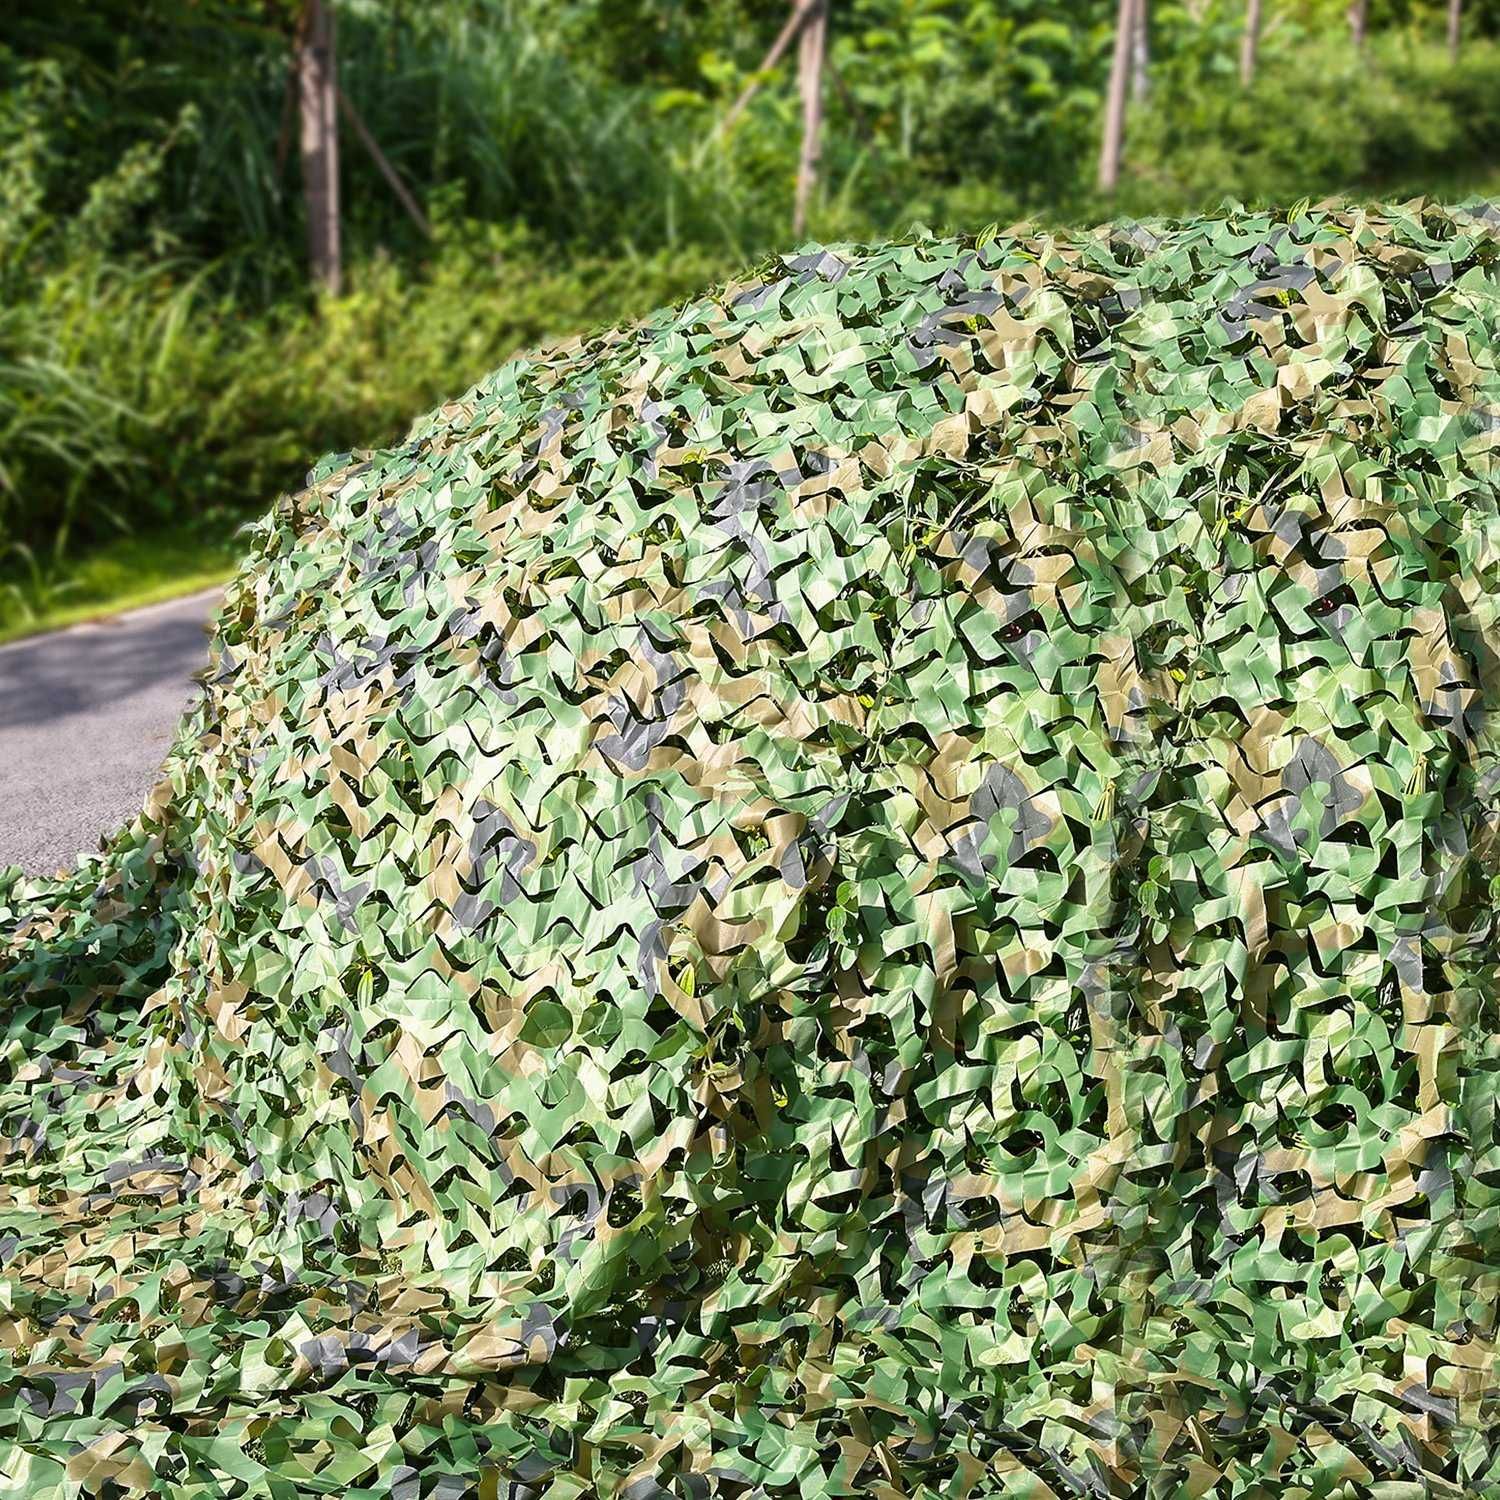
(0, 523, 243, 646)
(2, 0, 1500, 633)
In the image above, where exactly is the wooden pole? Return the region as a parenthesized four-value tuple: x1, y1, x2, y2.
(337, 84, 432, 239)
(1448, 0, 1462, 61)
(712, 0, 823, 144)
(1130, 0, 1150, 103)
(298, 0, 341, 296)
(1099, 0, 1136, 194)
(1348, 0, 1368, 49)
(1240, 0, 1263, 86)
(793, 0, 828, 239)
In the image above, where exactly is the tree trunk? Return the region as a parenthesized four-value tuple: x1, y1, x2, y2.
(1240, 0, 1263, 86)
(1448, 0, 1462, 61)
(1348, 0, 1368, 49)
(793, 0, 827, 239)
(1099, 0, 1136, 194)
(298, 0, 341, 297)
(1131, 0, 1150, 104)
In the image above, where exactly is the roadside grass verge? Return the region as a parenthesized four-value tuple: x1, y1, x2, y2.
(0, 517, 243, 644)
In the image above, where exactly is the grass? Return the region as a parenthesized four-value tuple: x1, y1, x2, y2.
(0, 518, 245, 644)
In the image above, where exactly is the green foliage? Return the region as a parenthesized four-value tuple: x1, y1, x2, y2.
(1127, 30, 1500, 210)
(0, 55, 208, 563)
(832, 0, 1114, 201)
(0, 52, 728, 589)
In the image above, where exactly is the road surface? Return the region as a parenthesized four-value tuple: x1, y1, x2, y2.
(0, 589, 220, 878)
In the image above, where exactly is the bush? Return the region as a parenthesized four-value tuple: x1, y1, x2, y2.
(1125, 34, 1500, 210)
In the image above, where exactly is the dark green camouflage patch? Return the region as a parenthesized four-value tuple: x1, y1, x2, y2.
(4, 200, 1500, 1496)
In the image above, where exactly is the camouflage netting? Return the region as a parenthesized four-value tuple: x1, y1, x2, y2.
(4, 203, 1500, 1497)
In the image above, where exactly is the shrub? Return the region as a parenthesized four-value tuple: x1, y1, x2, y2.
(1126, 34, 1500, 210)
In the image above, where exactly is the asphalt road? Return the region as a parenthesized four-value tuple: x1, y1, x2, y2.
(0, 589, 221, 877)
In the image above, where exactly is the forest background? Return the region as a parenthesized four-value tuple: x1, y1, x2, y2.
(3, 0, 1498, 635)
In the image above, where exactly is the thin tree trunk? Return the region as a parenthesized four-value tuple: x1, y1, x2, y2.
(793, 0, 827, 238)
(1448, 0, 1462, 61)
(1240, 0, 1263, 86)
(1131, 0, 1150, 103)
(1099, 0, 1136, 194)
(1348, 0, 1368, 49)
(298, 0, 341, 297)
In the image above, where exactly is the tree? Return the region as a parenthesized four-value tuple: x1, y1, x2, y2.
(1100, 0, 1137, 193)
(297, 0, 340, 296)
(1241, 0, 1263, 86)
(1449, 0, 1463, 60)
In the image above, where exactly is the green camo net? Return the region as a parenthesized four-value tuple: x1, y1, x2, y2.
(4, 203, 1500, 1498)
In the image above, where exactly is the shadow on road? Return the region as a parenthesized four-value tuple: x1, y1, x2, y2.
(0, 609, 213, 731)
(0, 590, 220, 876)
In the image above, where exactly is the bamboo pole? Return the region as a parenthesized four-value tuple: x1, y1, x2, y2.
(1099, 0, 1137, 194)
(298, 0, 341, 296)
(793, 0, 828, 239)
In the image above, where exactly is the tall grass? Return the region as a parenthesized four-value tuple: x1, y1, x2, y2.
(0, 216, 730, 615)
(2, 0, 806, 270)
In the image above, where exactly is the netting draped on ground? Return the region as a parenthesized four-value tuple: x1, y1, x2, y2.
(3, 204, 1500, 1496)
